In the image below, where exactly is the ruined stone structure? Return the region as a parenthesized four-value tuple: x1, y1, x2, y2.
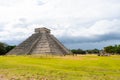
(7, 27, 70, 55)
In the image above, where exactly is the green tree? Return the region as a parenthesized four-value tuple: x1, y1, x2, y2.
(104, 46, 114, 54)
(5, 45, 16, 53)
(0, 42, 16, 55)
(0, 42, 7, 55)
(71, 49, 78, 56)
(86, 49, 100, 54)
(71, 49, 86, 56)
(77, 49, 86, 55)
(115, 45, 120, 54)
(92, 49, 99, 54)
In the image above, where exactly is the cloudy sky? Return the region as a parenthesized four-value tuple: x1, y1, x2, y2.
(0, 0, 120, 49)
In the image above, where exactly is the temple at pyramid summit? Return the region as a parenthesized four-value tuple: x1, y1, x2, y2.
(7, 27, 71, 55)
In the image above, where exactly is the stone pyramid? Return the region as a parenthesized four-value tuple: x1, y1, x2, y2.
(7, 27, 70, 55)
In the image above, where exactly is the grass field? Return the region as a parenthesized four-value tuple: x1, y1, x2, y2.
(0, 55, 120, 80)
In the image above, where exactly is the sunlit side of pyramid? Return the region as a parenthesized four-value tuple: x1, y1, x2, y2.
(7, 27, 70, 55)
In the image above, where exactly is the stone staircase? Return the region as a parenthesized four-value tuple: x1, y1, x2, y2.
(7, 27, 71, 55)
(7, 33, 41, 55)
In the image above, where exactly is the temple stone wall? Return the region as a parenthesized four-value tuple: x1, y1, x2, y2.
(7, 27, 71, 55)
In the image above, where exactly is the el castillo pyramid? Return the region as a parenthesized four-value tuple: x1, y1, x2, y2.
(7, 27, 70, 55)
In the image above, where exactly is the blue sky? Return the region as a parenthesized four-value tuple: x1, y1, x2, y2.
(0, 0, 120, 49)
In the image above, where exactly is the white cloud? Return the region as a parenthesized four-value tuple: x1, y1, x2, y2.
(52, 19, 120, 38)
(0, 0, 120, 49)
(88, 19, 120, 35)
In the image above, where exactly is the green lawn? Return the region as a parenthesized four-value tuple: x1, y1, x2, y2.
(0, 55, 120, 80)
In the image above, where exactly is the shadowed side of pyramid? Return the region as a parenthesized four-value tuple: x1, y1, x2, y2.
(7, 27, 71, 55)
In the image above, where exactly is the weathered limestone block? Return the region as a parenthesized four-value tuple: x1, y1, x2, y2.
(7, 27, 71, 55)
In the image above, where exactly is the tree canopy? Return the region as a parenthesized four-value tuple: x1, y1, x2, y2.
(0, 42, 16, 55)
(104, 45, 120, 54)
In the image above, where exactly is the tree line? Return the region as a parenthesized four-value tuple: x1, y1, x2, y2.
(71, 48, 100, 55)
(0, 42, 16, 55)
(1, 41, 120, 55)
(71, 44, 120, 55)
(104, 45, 120, 55)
